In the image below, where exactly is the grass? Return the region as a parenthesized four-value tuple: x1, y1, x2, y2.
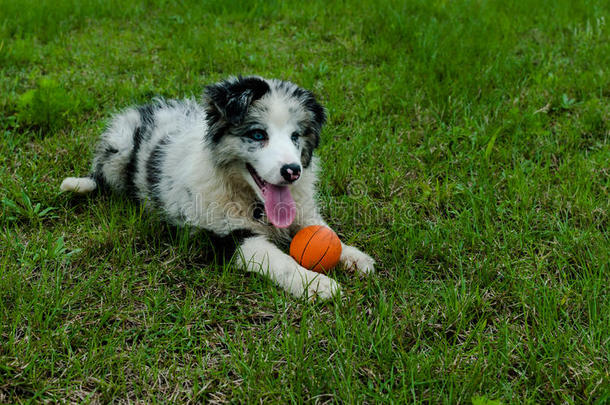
(1, 0, 609, 402)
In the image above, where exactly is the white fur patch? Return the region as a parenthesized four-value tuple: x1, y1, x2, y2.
(60, 177, 97, 194)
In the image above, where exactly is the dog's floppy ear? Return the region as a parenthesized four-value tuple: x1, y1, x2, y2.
(295, 88, 326, 168)
(204, 76, 270, 141)
(303, 91, 326, 136)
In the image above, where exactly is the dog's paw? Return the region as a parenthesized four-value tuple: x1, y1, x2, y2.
(293, 271, 341, 301)
(306, 274, 342, 301)
(341, 245, 376, 275)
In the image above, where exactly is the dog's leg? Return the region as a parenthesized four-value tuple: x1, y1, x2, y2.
(237, 235, 341, 300)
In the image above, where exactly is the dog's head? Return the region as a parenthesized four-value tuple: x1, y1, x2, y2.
(203, 76, 326, 227)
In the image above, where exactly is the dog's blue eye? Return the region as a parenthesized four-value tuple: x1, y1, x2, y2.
(291, 132, 299, 142)
(248, 131, 266, 141)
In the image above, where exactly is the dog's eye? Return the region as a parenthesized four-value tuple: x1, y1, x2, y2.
(291, 132, 300, 142)
(247, 130, 267, 142)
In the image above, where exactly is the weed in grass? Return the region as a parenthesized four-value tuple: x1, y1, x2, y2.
(1, 190, 57, 223)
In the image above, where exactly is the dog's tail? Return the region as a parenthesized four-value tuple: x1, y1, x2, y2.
(60, 176, 98, 194)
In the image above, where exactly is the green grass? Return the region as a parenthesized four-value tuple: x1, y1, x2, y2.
(1, 0, 609, 402)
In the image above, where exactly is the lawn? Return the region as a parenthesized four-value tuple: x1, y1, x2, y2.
(1, 0, 609, 402)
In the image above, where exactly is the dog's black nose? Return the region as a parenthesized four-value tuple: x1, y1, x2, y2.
(280, 164, 301, 182)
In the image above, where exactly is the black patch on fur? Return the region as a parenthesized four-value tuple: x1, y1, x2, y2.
(253, 206, 264, 220)
(124, 126, 144, 196)
(138, 104, 157, 127)
(90, 146, 117, 194)
(95, 172, 108, 192)
(206, 229, 256, 262)
(252, 201, 266, 222)
(146, 136, 170, 206)
(124, 103, 159, 197)
(102, 146, 119, 160)
(291, 87, 326, 168)
(301, 136, 316, 169)
(293, 87, 326, 133)
(204, 76, 271, 143)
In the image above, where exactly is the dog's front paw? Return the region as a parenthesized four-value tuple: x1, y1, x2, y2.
(306, 274, 342, 301)
(341, 245, 376, 275)
(292, 271, 341, 301)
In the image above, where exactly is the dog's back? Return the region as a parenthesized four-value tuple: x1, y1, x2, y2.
(61, 99, 204, 199)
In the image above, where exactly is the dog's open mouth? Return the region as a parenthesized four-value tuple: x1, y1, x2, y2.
(246, 164, 296, 228)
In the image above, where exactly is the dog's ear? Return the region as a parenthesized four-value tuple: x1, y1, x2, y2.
(291, 86, 326, 138)
(296, 89, 326, 168)
(303, 91, 326, 136)
(203, 76, 270, 138)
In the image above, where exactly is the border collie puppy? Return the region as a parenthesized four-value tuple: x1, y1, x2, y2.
(61, 76, 375, 299)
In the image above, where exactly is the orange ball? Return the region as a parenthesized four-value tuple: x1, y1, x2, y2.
(290, 225, 342, 273)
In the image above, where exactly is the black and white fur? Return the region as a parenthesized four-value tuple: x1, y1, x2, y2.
(61, 76, 375, 299)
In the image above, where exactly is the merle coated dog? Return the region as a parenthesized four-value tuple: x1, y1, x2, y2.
(61, 76, 375, 299)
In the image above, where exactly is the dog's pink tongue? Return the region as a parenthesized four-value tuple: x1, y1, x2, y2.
(262, 184, 296, 228)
